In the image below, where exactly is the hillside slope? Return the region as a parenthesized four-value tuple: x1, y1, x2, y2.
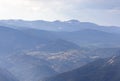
(44, 55, 120, 81)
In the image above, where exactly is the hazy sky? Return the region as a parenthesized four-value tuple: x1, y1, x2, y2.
(0, 0, 120, 26)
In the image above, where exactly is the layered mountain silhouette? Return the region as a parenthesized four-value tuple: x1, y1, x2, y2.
(55, 29, 120, 47)
(0, 26, 80, 54)
(0, 20, 120, 33)
(44, 55, 120, 81)
(0, 20, 120, 81)
(21, 28, 120, 47)
(1, 20, 120, 48)
(0, 26, 80, 81)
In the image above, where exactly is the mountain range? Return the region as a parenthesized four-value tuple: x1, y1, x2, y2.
(0, 26, 80, 81)
(0, 20, 120, 81)
(0, 19, 120, 33)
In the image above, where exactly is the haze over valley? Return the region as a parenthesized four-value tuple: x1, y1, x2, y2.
(0, 0, 120, 81)
(0, 20, 120, 81)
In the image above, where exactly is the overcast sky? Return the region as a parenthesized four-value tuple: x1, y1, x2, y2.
(0, 0, 120, 26)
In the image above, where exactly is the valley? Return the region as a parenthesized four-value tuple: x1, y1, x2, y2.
(0, 20, 120, 81)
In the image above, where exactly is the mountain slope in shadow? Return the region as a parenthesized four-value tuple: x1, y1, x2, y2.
(0, 68, 18, 81)
(44, 55, 120, 81)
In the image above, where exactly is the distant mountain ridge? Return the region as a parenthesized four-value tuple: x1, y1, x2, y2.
(21, 28, 120, 48)
(0, 26, 80, 54)
(55, 29, 120, 47)
(0, 19, 120, 33)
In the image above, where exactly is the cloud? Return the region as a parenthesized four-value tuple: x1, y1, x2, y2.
(108, 9, 120, 14)
(82, 0, 120, 9)
(0, 0, 119, 26)
(26, 0, 120, 10)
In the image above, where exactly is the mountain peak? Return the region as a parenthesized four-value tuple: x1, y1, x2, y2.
(65, 19, 80, 23)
